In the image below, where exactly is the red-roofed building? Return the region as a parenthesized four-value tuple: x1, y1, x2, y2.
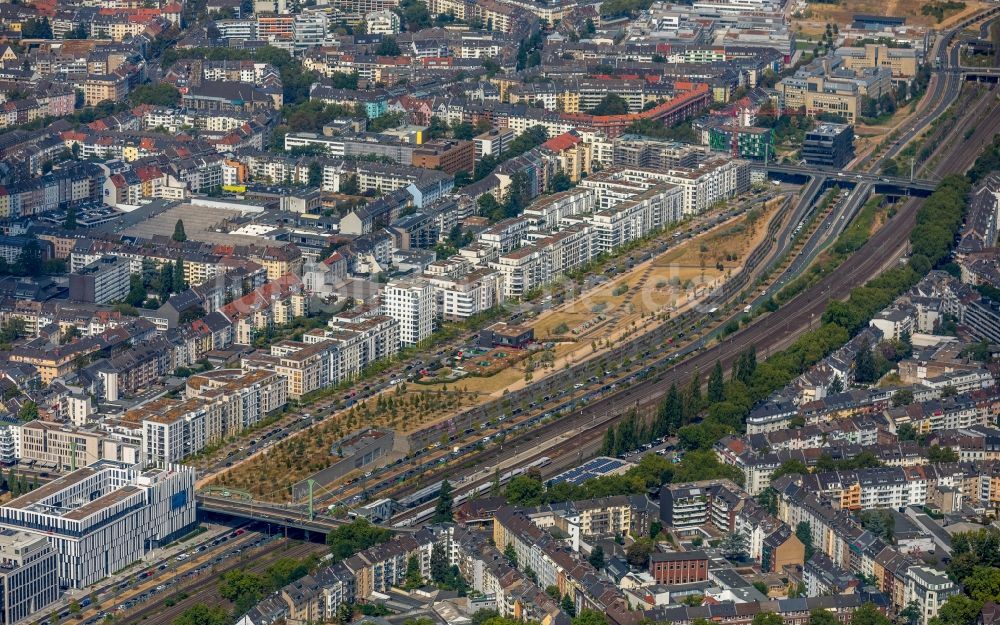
(541, 131, 588, 182)
(220, 273, 308, 345)
(559, 83, 710, 139)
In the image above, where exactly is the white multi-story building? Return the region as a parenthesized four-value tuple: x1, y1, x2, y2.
(383, 278, 434, 346)
(644, 159, 749, 215)
(521, 187, 595, 230)
(141, 108, 252, 134)
(491, 246, 544, 300)
(293, 11, 330, 50)
(426, 268, 504, 321)
(0, 461, 195, 589)
(365, 10, 400, 34)
(906, 567, 957, 625)
(135, 370, 286, 466)
(582, 184, 684, 253)
(477, 217, 532, 254)
(215, 19, 257, 40)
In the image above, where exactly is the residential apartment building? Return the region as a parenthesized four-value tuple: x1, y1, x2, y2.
(383, 278, 434, 346)
(132, 369, 286, 465)
(68, 256, 131, 305)
(426, 268, 504, 321)
(82, 74, 128, 106)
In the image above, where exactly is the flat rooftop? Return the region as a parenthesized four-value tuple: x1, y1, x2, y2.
(3, 467, 99, 511)
(121, 202, 286, 247)
(62, 485, 141, 521)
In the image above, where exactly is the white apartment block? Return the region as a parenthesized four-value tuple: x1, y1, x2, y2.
(477, 217, 532, 254)
(522, 187, 596, 230)
(365, 9, 401, 34)
(142, 108, 252, 134)
(588, 160, 749, 216)
(291, 315, 402, 387)
(0, 461, 195, 589)
(426, 268, 504, 321)
(135, 370, 286, 466)
(293, 11, 330, 50)
(906, 567, 957, 625)
(644, 159, 748, 215)
(383, 278, 434, 346)
(215, 19, 257, 40)
(491, 246, 545, 300)
(583, 185, 684, 253)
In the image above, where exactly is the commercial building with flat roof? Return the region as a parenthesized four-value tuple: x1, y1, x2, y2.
(802, 123, 854, 169)
(0, 530, 60, 625)
(411, 139, 475, 176)
(0, 461, 195, 588)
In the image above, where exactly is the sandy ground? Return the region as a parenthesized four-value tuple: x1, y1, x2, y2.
(791, 0, 987, 36)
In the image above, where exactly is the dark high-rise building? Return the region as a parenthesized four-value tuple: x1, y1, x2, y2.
(802, 123, 855, 168)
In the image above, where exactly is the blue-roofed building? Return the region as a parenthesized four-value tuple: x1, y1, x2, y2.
(548, 456, 632, 486)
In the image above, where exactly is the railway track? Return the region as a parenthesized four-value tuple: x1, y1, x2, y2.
(117, 540, 323, 625)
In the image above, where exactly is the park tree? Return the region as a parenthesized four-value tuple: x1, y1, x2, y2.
(851, 604, 892, 625)
(964, 566, 1000, 603)
(708, 361, 726, 402)
(174, 604, 229, 625)
(589, 94, 629, 116)
(403, 554, 423, 589)
(752, 613, 784, 625)
(573, 610, 606, 625)
(17, 401, 38, 422)
(771, 459, 808, 481)
(504, 543, 518, 566)
(854, 344, 878, 383)
(430, 543, 450, 583)
(720, 531, 748, 560)
(308, 161, 322, 187)
(625, 538, 654, 567)
(174, 257, 187, 292)
(561, 595, 577, 617)
(376, 36, 402, 56)
(933, 595, 984, 625)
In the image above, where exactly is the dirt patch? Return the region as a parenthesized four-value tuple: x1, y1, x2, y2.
(792, 0, 987, 36)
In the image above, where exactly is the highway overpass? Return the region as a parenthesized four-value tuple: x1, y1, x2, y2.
(197, 494, 345, 534)
(758, 164, 938, 196)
